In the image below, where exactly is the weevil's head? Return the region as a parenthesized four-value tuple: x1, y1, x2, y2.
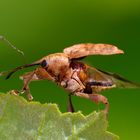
(6, 53, 70, 79)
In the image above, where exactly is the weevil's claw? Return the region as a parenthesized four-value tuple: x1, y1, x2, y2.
(20, 89, 26, 94)
(9, 89, 33, 101)
(21, 89, 33, 101)
(67, 94, 75, 113)
(9, 90, 20, 96)
(26, 93, 33, 101)
(20, 87, 33, 101)
(105, 102, 109, 113)
(102, 102, 109, 119)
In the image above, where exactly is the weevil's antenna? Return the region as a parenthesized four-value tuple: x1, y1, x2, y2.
(0, 35, 24, 56)
(6, 62, 41, 79)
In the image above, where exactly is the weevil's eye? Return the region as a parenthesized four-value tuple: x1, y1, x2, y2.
(41, 60, 48, 68)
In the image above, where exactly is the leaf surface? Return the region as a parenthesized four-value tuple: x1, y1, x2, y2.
(0, 93, 119, 140)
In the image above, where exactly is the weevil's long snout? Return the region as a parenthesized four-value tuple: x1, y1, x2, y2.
(6, 62, 41, 79)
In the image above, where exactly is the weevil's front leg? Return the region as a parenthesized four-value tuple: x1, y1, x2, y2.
(67, 94, 75, 112)
(20, 68, 55, 101)
(74, 92, 109, 114)
(20, 71, 36, 101)
(24, 85, 33, 101)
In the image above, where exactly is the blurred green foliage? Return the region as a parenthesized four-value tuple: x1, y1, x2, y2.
(0, 0, 140, 139)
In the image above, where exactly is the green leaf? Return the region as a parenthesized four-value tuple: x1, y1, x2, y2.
(0, 93, 119, 140)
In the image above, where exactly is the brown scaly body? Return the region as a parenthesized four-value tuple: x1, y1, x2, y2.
(5, 43, 140, 114)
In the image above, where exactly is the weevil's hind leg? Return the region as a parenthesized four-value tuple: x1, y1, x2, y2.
(67, 94, 75, 112)
(74, 92, 109, 115)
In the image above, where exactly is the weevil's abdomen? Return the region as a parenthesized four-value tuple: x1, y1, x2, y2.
(70, 61, 115, 93)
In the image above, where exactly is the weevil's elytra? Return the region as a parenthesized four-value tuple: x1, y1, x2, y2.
(5, 43, 140, 114)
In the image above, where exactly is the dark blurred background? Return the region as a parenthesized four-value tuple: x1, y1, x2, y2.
(0, 0, 140, 139)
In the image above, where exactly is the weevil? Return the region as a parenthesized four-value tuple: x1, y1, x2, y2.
(5, 43, 140, 114)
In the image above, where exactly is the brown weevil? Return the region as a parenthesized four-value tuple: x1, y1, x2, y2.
(5, 43, 140, 114)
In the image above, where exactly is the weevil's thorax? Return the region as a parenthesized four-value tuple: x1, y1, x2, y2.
(45, 53, 70, 78)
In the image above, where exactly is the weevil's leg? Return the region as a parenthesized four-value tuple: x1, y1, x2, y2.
(74, 92, 109, 114)
(20, 68, 55, 101)
(21, 71, 35, 93)
(20, 71, 36, 101)
(67, 94, 75, 112)
(10, 79, 33, 100)
(24, 85, 33, 101)
(9, 89, 20, 96)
